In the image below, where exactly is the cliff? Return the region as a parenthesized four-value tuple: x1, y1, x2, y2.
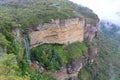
(0, 0, 99, 80)
(30, 18, 84, 47)
(30, 18, 98, 47)
(29, 17, 99, 80)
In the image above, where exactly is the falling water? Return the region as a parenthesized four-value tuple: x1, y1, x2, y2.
(24, 38, 31, 64)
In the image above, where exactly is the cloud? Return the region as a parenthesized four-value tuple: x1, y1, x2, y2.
(70, 0, 120, 25)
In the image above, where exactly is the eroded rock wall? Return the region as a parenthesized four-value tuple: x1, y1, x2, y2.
(84, 23, 98, 43)
(29, 17, 99, 80)
(30, 18, 84, 47)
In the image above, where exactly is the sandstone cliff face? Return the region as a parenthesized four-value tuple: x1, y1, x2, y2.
(30, 18, 84, 47)
(54, 20, 99, 80)
(30, 18, 99, 47)
(29, 17, 99, 80)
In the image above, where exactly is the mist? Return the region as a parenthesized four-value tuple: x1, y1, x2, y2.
(70, 0, 120, 25)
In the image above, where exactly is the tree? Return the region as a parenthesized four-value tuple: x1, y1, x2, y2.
(0, 53, 19, 76)
(0, 33, 8, 48)
(0, 53, 29, 80)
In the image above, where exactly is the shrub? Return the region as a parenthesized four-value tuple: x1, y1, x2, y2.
(30, 44, 64, 70)
(30, 42, 88, 70)
(66, 41, 88, 59)
(79, 68, 90, 80)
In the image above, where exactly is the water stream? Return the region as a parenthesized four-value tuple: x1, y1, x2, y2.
(24, 38, 31, 64)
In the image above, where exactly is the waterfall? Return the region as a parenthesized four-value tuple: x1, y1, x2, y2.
(24, 38, 31, 64)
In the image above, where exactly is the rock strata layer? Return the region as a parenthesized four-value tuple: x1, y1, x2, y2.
(30, 18, 84, 47)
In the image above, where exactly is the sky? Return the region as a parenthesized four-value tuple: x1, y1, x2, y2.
(70, 0, 120, 25)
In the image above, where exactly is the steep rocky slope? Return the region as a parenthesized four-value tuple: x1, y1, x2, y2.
(30, 17, 98, 48)
(30, 18, 84, 47)
(29, 17, 99, 80)
(0, 0, 99, 80)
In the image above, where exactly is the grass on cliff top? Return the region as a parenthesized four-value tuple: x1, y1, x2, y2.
(30, 41, 88, 70)
(0, 0, 98, 51)
(0, 0, 98, 32)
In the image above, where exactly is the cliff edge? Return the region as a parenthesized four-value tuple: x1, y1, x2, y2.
(29, 17, 99, 80)
(0, 0, 99, 80)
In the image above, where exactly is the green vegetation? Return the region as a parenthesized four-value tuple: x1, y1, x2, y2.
(67, 42, 88, 59)
(30, 41, 88, 70)
(0, 53, 20, 76)
(0, 33, 8, 48)
(0, 53, 29, 80)
(0, 0, 98, 32)
(0, 53, 55, 80)
(30, 44, 65, 70)
(0, 0, 98, 79)
(29, 72, 55, 80)
(93, 34, 120, 79)
(79, 23, 120, 80)
(79, 67, 90, 80)
(93, 23, 120, 80)
(0, 0, 98, 58)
